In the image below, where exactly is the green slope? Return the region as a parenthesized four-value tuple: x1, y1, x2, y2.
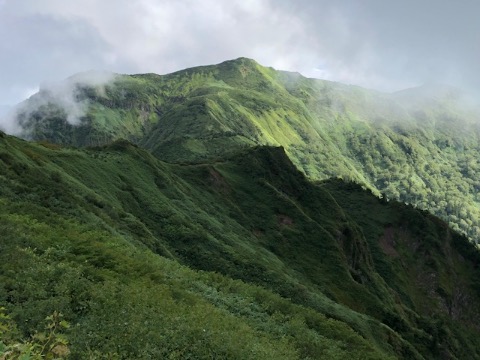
(0, 132, 479, 359)
(15, 58, 480, 244)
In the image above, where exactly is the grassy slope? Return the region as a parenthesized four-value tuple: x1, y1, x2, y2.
(17, 58, 480, 244)
(0, 132, 479, 358)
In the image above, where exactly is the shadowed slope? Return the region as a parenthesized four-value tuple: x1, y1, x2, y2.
(0, 132, 479, 358)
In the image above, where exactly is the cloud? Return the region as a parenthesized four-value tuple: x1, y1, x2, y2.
(0, 2, 129, 104)
(0, 0, 479, 111)
(0, 71, 116, 135)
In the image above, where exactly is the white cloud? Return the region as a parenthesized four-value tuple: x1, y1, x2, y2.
(0, 70, 116, 135)
(1, 0, 321, 76)
(1, 0, 479, 108)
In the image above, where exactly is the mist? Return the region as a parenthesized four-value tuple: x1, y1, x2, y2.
(1, 0, 480, 112)
(0, 71, 117, 136)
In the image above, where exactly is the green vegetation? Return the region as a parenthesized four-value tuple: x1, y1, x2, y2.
(17, 57, 480, 244)
(0, 131, 479, 358)
(0, 308, 70, 359)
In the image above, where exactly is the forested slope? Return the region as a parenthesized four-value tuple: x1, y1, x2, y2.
(14, 58, 480, 243)
(0, 132, 479, 358)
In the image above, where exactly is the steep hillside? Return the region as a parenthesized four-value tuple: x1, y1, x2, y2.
(13, 58, 480, 243)
(0, 132, 479, 359)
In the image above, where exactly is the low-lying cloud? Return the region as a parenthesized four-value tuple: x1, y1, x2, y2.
(0, 71, 116, 135)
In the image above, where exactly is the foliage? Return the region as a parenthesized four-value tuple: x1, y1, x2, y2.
(16, 58, 480, 245)
(0, 308, 70, 359)
(0, 131, 479, 358)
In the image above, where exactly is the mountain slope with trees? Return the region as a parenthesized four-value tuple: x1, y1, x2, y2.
(15, 58, 480, 243)
(0, 131, 479, 358)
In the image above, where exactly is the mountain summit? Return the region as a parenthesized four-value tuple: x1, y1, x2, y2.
(13, 58, 480, 243)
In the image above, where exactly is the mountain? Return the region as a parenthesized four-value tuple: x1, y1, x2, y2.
(0, 130, 479, 359)
(14, 58, 480, 244)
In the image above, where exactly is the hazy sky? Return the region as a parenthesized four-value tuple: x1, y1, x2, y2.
(1, 0, 479, 107)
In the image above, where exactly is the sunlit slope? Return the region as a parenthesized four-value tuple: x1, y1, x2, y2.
(17, 57, 480, 241)
(1, 132, 479, 358)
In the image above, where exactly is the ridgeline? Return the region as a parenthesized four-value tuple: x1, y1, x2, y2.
(1, 58, 480, 358)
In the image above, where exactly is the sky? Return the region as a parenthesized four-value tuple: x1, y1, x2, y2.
(0, 0, 479, 109)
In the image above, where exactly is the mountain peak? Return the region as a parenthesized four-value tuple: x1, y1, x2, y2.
(222, 57, 259, 66)
(216, 57, 263, 74)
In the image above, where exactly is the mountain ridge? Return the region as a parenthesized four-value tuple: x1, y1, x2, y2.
(1, 130, 480, 358)
(12, 57, 480, 244)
